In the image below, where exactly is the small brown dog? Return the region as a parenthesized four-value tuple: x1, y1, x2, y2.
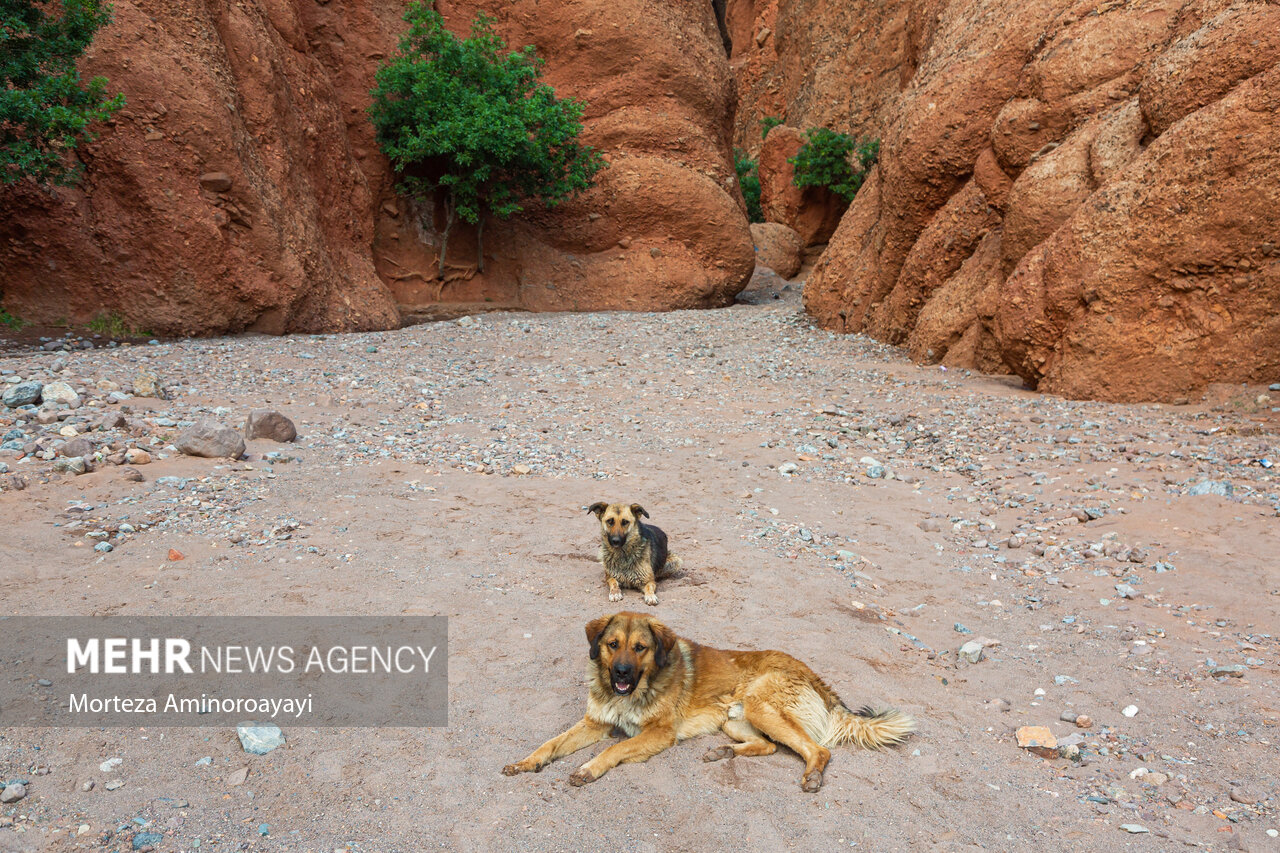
(502, 611, 915, 791)
(587, 503, 681, 606)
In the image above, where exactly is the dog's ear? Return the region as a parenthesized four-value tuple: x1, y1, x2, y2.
(585, 615, 614, 660)
(587, 502, 607, 518)
(629, 504, 649, 519)
(649, 619, 678, 669)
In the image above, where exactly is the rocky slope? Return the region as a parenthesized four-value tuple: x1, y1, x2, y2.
(724, 0, 906, 154)
(802, 0, 1280, 402)
(0, 0, 753, 335)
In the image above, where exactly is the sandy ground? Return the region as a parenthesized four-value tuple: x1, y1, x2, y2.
(0, 274, 1277, 852)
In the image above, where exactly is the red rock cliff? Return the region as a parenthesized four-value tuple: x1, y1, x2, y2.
(0, 0, 753, 335)
(801, 0, 1280, 402)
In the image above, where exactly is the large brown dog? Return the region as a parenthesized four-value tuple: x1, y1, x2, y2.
(502, 612, 915, 791)
(587, 502, 681, 606)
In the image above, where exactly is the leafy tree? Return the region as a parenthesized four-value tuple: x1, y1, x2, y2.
(788, 128, 879, 203)
(368, 5, 603, 275)
(759, 115, 783, 140)
(1, 0, 125, 186)
(733, 148, 763, 224)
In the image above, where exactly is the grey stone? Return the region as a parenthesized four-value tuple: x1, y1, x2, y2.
(2, 381, 42, 408)
(244, 409, 297, 443)
(1210, 664, 1246, 678)
(132, 832, 163, 850)
(41, 381, 80, 408)
(236, 723, 285, 755)
(0, 783, 26, 803)
(53, 456, 87, 475)
(176, 421, 245, 459)
(1188, 479, 1233, 497)
(60, 437, 94, 458)
(958, 641, 984, 663)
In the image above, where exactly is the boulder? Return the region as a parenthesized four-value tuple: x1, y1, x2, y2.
(176, 421, 246, 459)
(244, 409, 297, 443)
(749, 223, 803, 279)
(2, 381, 42, 408)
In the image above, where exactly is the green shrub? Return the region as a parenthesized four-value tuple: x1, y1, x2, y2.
(368, 5, 603, 275)
(788, 128, 879, 203)
(1, 0, 125, 186)
(0, 307, 27, 330)
(759, 115, 783, 140)
(734, 148, 763, 224)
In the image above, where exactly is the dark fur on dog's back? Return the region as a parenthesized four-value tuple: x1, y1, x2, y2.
(588, 502, 681, 606)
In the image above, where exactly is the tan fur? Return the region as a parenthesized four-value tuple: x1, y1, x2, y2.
(588, 502, 681, 606)
(502, 612, 915, 791)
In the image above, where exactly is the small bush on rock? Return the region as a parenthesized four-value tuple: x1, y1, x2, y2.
(788, 128, 879, 203)
(734, 148, 763, 223)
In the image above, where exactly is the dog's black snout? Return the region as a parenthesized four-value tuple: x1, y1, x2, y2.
(608, 535, 625, 546)
(612, 663, 634, 681)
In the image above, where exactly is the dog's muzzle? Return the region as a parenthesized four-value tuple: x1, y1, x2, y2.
(608, 535, 627, 547)
(611, 664, 637, 695)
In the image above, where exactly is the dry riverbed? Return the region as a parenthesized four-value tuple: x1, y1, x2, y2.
(1, 276, 1278, 852)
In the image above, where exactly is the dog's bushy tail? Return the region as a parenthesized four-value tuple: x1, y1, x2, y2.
(658, 554, 682, 578)
(823, 705, 915, 749)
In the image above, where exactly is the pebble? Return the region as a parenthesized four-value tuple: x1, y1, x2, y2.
(132, 832, 164, 850)
(99, 757, 122, 772)
(104, 779, 124, 790)
(0, 783, 26, 803)
(957, 640, 984, 663)
(1122, 704, 1139, 717)
(1015, 726, 1057, 758)
(1210, 664, 1246, 678)
(237, 723, 285, 755)
(124, 448, 151, 464)
(1119, 824, 1149, 834)
(1229, 787, 1259, 805)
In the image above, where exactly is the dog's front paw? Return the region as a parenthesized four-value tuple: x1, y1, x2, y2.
(702, 745, 735, 762)
(502, 760, 537, 776)
(608, 590, 623, 602)
(801, 770, 824, 793)
(643, 593, 659, 606)
(568, 766, 598, 787)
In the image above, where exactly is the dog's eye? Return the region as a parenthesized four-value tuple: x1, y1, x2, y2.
(608, 640, 619, 649)
(620, 520, 629, 527)
(633, 644, 646, 653)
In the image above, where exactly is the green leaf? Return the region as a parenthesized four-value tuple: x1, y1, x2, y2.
(1, 0, 125, 186)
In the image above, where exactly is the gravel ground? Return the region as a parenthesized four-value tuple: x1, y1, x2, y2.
(0, 274, 1277, 852)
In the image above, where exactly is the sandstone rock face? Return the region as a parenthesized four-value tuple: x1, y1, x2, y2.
(805, 0, 1280, 402)
(750, 223, 803, 279)
(0, 0, 752, 334)
(725, 0, 906, 153)
(757, 126, 845, 247)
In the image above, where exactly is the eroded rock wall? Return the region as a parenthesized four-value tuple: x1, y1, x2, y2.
(0, 0, 753, 335)
(803, 0, 1280, 401)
